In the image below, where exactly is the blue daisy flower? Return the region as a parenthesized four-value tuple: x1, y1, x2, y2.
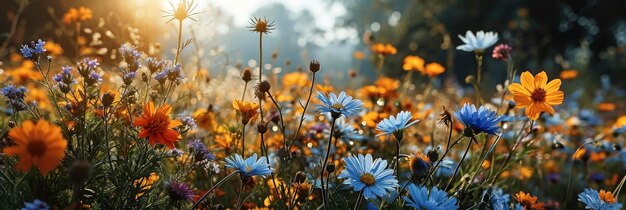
(315, 91, 363, 119)
(455, 103, 501, 136)
(338, 154, 398, 199)
(22, 199, 49, 210)
(578, 188, 623, 210)
(334, 116, 365, 142)
(225, 153, 272, 178)
(483, 187, 510, 210)
(435, 158, 455, 177)
(403, 184, 459, 210)
(376, 111, 419, 140)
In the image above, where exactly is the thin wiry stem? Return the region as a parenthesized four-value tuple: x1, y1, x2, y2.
(174, 19, 183, 64)
(290, 72, 316, 149)
(446, 136, 471, 191)
(192, 171, 239, 209)
(353, 190, 364, 210)
(267, 92, 287, 146)
(320, 117, 337, 210)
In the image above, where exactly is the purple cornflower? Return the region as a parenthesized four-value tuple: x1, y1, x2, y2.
(181, 116, 196, 128)
(2, 85, 28, 112)
(119, 44, 142, 72)
(33, 39, 46, 54)
(154, 70, 168, 84)
(146, 57, 166, 73)
(188, 139, 213, 161)
(20, 45, 33, 58)
(83, 58, 100, 69)
(86, 71, 102, 85)
(164, 180, 194, 202)
(166, 64, 185, 84)
(123, 72, 137, 85)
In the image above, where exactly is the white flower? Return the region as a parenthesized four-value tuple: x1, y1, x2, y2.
(456, 30, 498, 52)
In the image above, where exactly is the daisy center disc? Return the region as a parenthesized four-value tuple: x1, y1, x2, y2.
(360, 173, 376, 186)
(331, 103, 344, 110)
(531, 88, 546, 102)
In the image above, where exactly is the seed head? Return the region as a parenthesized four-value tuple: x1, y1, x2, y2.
(248, 17, 275, 34)
(309, 60, 320, 73)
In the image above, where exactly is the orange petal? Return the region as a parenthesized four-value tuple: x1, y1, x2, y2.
(168, 120, 182, 128)
(133, 117, 150, 127)
(144, 101, 155, 116)
(156, 104, 172, 115)
(525, 103, 541, 120)
(513, 95, 532, 107)
(520, 71, 535, 91)
(544, 79, 562, 93)
(539, 102, 555, 115)
(534, 71, 548, 89)
(508, 83, 531, 96)
(545, 91, 564, 105)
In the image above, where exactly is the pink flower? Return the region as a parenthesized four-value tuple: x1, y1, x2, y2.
(492, 44, 512, 60)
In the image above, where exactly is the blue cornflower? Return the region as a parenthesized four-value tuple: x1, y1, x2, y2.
(181, 116, 196, 128)
(332, 116, 365, 142)
(404, 184, 459, 210)
(33, 39, 46, 54)
(455, 103, 501, 136)
(315, 91, 363, 119)
(483, 187, 510, 210)
(338, 154, 398, 199)
(154, 70, 168, 83)
(578, 188, 623, 210)
(376, 111, 419, 140)
(20, 45, 33, 58)
(22, 199, 49, 210)
(146, 57, 166, 73)
(225, 153, 272, 178)
(2, 85, 27, 101)
(166, 64, 185, 84)
(435, 158, 455, 177)
(88, 72, 102, 83)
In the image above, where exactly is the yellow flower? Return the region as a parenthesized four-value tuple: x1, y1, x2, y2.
(508, 71, 564, 120)
(8, 61, 41, 85)
(403, 55, 424, 71)
(134, 172, 160, 199)
(233, 100, 259, 125)
(193, 108, 216, 131)
(3, 120, 67, 175)
(283, 72, 309, 87)
(615, 115, 626, 128)
(423, 62, 445, 77)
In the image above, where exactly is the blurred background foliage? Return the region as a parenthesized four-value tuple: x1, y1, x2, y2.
(1, 0, 625, 89)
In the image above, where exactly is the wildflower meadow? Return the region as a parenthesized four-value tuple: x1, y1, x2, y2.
(1, 0, 625, 209)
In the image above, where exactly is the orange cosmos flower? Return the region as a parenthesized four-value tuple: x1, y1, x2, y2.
(4, 120, 67, 175)
(63, 7, 93, 24)
(233, 100, 259, 125)
(133, 101, 182, 149)
(371, 43, 397, 55)
(559, 70, 578, 80)
(44, 41, 64, 56)
(508, 71, 564, 120)
(403, 55, 425, 71)
(423, 62, 445, 77)
(515, 191, 545, 210)
(283, 72, 309, 87)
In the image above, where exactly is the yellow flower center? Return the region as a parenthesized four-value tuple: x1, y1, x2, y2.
(599, 190, 617, 203)
(27, 140, 47, 157)
(246, 166, 252, 172)
(360, 173, 376, 186)
(531, 88, 546, 102)
(331, 103, 344, 110)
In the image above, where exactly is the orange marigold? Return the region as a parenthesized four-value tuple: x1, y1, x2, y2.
(515, 191, 545, 210)
(63, 7, 93, 24)
(508, 71, 564, 120)
(423, 62, 445, 77)
(133, 101, 182, 149)
(599, 189, 617, 203)
(233, 100, 259, 125)
(4, 120, 67, 175)
(371, 43, 397, 55)
(403, 55, 425, 71)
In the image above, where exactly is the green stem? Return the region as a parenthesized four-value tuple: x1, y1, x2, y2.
(320, 117, 337, 210)
(192, 171, 239, 209)
(445, 137, 471, 191)
(174, 19, 183, 64)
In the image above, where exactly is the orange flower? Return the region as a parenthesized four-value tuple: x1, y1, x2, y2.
(559, 70, 578, 80)
(596, 102, 616, 112)
(316, 84, 334, 95)
(44, 41, 64, 56)
(599, 189, 617, 203)
(233, 100, 259, 125)
(423, 63, 445, 77)
(63, 7, 93, 24)
(3, 120, 67, 175)
(25, 86, 51, 110)
(133, 101, 182, 149)
(508, 71, 564, 120)
(403, 55, 425, 71)
(353, 51, 365, 60)
(615, 115, 626, 128)
(8, 61, 42, 85)
(515, 191, 545, 210)
(193, 108, 216, 131)
(371, 43, 397, 55)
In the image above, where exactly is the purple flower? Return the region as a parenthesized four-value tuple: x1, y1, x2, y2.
(146, 57, 165, 73)
(154, 70, 168, 83)
(20, 45, 33, 58)
(2, 85, 28, 101)
(166, 64, 185, 84)
(164, 180, 194, 202)
(83, 58, 100, 69)
(188, 139, 213, 161)
(33, 39, 46, 54)
(88, 71, 102, 84)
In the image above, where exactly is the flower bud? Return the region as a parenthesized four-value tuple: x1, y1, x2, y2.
(309, 60, 320, 73)
(257, 123, 268, 134)
(465, 75, 475, 84)
(258, 80, 271, 92)
(242, 68, 252, 82)
(69, 160, 92, 183)
(295, 171, 307, 183)
(325, 162, 335, 173)
(427, 149, 439, 162)
(102, 92, 115, 107)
